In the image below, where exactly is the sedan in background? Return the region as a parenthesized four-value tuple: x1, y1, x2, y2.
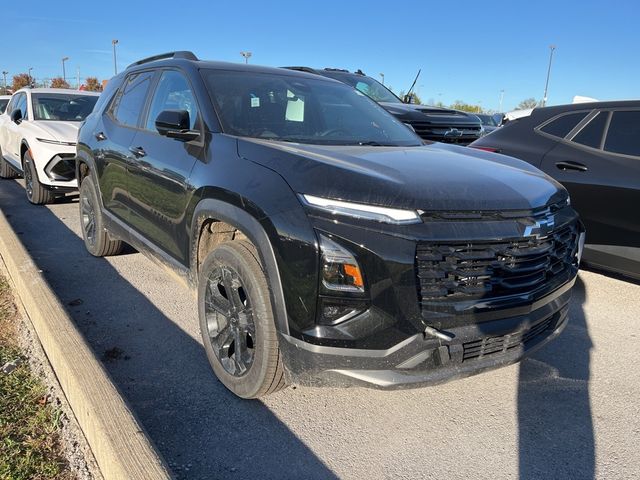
(471, 100, 640, 280)
(476, 113, 500, 134)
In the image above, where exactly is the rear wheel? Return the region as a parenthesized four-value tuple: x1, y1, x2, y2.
(23, 151, 55, 205)
(198, 240, 286, 398)
(79, 176, 122, 256)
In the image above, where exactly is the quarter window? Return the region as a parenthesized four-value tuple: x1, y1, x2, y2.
(112, 71, 154, 127)
(539, 111, 588, 138)
(10, 93, 28, 120)
(145, 71, 198, 131)
(572, 112, 609, 149)
(604, 110, 640, 157)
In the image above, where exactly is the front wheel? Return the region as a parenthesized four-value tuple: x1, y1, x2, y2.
(79, 176, 122, 256)
(198, 240, 286, 399)
(23, 151, 55, 204)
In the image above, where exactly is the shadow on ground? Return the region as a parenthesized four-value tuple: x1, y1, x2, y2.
(518, 275, 594, 479)
(0, 179, 337, 480)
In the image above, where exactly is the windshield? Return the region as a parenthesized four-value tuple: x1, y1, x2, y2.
(0, 99, 9, 113)
(322, 72, 402, 104)
(476, 114, 498, 127)
(32, 93, 99, 121)
(203, 70, 421, 146)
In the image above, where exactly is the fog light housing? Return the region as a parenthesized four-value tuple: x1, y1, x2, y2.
(318, 297, 367, 325)
(319, 234, 364, 293)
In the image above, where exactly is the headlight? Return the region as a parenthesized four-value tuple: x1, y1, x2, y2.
(301, 194, 421, 225)
(36, 138, 76, 146)
(319, 234, 364, 293)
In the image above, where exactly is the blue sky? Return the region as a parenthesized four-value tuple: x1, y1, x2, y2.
(2, 0, 638, 111)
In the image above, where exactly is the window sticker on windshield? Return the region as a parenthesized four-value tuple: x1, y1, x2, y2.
(251, 97, 260, 108)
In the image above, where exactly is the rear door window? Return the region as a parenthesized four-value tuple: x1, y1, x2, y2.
(571, 112, 609, 149)
(539, 111, 589, 138)
(111, 71, 154, 128)
(603, 110, 640, 157)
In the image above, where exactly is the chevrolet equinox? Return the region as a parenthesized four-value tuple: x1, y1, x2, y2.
(76, 52, 584, 398)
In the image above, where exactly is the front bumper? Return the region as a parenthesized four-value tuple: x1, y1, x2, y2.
(280, 278, 573, 389)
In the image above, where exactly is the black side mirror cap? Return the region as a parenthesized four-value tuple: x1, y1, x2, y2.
(10, 109, 22, 124)
(155, 110, 199, 141)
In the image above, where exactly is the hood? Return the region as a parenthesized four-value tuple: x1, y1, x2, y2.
(31, 121, 81, 143)
(380, 102, 481, 128)
(238, 139, 567, 212)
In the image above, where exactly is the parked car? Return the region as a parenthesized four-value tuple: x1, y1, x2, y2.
(0, 95, 11, 114)
(476, 113, 500, 134)
(471, 100, 639, 280)
(0, 88, 100, 204)
(284, 67, 483, 144)
(77, 51, 583, 398)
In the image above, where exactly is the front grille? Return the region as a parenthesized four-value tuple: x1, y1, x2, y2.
(406, 121, 482, 144)
(416, 222, 579, 303)
(462, 315, 555, 361)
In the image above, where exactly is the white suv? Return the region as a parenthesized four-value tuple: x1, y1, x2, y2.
(0, 88, 100, 204)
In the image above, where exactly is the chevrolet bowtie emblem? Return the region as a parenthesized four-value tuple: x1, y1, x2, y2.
(523, 215, 555, 238)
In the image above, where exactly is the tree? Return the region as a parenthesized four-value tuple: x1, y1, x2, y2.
(84, 77, 103, 92)
(450, 100, 483, 113)
(515, 98, 539, 110)
(50, 77, 70, 89)
(12, 73, 31, 91)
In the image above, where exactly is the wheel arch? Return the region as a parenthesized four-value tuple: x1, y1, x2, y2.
(191, 198, 289, 336)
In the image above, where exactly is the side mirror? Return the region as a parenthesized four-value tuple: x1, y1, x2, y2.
(10, 109, 22, 124)
(155, 110, 199, 141)
(403, 94, 414, 104)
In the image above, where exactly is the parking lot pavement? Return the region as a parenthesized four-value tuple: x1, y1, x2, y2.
(1, 178, 639, 480)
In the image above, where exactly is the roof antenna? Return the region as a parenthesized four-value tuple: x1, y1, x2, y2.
(404, 69, 421, 103)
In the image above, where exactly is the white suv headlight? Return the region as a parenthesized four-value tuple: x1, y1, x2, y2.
(301, 194, 421, 225)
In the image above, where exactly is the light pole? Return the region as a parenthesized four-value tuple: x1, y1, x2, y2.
(1, 71, 7, 94)
(499, 89, 505, 112)
(28, 67, 33, 87)
(379, 73, 385, 85)
(112, 39, 119, 75)
(62, 56, 69, 82)
(240, 51, 252, 64)
(542, 45, 556, 107)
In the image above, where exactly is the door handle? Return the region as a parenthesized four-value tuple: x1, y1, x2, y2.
(129, 146, 146, 158)
(555, 161, 588, 172)
(94, 131, 106, 141)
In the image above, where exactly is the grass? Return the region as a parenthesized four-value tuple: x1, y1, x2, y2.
(0, 275, 75, 480)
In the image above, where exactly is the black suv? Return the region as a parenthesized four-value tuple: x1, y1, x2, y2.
(285, 67, 483, 144)
(77, 52, 583, 398)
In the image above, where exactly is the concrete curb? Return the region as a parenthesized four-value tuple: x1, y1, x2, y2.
(0, 209, 173, 480)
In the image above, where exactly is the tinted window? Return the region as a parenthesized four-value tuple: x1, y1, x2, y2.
(0, 98, 9, 113)
(203, 70, 421, 146)
(321, 72, 402, 104)
(112, 71, 154, 127)
(32, 94, 98, 121)
(604, 110, 640, 157)
(539, 111, 588, 138)
(572, 112, 609, 149)
(145, 70, 198, 131)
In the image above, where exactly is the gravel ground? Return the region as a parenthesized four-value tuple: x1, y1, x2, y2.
(0, 262, 101, 480)
(1, 177, 639, 480)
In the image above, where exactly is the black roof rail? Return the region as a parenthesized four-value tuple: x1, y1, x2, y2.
(323, 68, 350, 73)
(282, 66, 318, 74)
(127, 51, 198, 69)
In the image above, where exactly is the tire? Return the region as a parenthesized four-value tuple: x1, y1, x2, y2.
(23, 150, 55, 205)
(198, 240, 286, 398)
(79, 176, 123, 257)
(0, 149, 19, 179)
